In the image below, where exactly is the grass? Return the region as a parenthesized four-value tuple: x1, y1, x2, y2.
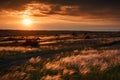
(0, 31, 120, 80)
(0, 49, 120, 80)
(99, 40, 120, 47)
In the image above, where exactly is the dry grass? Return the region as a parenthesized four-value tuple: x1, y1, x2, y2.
(1, 49, 120, 80)
(0, 32, 120, 80)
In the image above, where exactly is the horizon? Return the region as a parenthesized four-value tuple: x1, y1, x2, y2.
(0, 29, 120, 32)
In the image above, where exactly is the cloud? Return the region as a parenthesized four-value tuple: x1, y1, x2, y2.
(0, 0, 29, 10)
(0, 0, 120, 22)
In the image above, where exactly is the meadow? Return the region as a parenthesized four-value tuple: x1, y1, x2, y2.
(0, 30, 120, 80)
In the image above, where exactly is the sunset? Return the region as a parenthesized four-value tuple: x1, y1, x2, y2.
(22, 19, 32, 25)
(0, 0, 120, 30)
(0, 0, 120, 80)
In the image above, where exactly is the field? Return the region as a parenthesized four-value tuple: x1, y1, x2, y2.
(0, 30, 120, 80)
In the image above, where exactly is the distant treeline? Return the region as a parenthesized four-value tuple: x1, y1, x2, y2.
(0, 30, 120, 37)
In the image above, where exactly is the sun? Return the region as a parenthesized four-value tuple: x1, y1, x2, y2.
(22, 19, 32, 26)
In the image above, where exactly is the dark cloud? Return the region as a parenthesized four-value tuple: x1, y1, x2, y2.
(0, 0, 120, 21)
(0, 0, 120, 11)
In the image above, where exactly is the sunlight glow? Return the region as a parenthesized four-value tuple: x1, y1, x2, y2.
(22, 19, 32, 26)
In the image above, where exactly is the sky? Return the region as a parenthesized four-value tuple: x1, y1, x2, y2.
(0, 0, 120, 31)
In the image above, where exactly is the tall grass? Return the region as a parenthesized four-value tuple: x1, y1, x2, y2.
(1, 49, 120, 80)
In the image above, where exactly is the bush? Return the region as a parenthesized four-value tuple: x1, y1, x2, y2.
(23, 39, 39, 47)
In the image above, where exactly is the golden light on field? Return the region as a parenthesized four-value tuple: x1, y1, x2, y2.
(22, 19, 32, 26)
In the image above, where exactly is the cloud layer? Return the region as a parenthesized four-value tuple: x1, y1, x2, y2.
(0, 0, 120, 22)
